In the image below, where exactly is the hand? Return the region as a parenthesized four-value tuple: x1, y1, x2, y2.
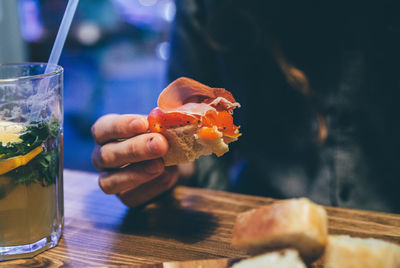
(91, 114, 179, 207)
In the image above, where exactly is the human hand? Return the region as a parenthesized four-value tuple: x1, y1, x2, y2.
(91, 114, 179, 207)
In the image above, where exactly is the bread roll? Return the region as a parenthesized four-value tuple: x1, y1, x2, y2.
(324, 235, 400, 268)
(231, 198, 328, 262)
(231, 249, 306, 268)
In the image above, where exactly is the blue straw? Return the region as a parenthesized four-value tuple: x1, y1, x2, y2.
(31, 0, 79, 120)
(45, 0, 79, 74)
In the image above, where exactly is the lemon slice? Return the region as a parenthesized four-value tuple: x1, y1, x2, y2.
(0, 121, 24, 159)
(0, 145, 43, 175)
(0, 121, 44, 175)
(0, 121, 23, 144)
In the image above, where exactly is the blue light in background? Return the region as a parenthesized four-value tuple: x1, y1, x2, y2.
(18, 0, 44, 42)
(112, 0, 175, 29)
(162, 1, 175, 22)
(156, 41, 169, 61)
(138, 0, 158, 7)
(76, 21, 101, 45)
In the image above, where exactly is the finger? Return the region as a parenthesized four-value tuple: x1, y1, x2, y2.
(98, 159, 164, 195)
(117, 166, 179, 208)
(92, 114, 149, 144)
(92, 133, 168, 169)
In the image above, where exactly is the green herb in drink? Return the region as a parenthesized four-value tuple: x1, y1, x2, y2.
(0, 117, 60, 186)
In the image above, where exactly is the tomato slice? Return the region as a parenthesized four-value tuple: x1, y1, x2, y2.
(202, 110, 239, 137)
(148, 108, 240, 138)
(148, 108, 200, 132)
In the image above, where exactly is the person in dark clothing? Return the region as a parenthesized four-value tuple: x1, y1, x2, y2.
(92, 0, 400, 213)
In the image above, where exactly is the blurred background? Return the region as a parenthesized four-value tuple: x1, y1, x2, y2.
(0, 0, 174, 171)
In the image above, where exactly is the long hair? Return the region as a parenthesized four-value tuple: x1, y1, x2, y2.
(203, 0, 332, 144)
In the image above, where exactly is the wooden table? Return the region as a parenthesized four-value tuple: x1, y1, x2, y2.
(1, 169, 400, 267)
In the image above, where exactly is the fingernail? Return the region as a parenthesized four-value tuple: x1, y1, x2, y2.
(149, 136, 165, 156)
(130, 119, 144, 133)
(147, 137, 157, 153)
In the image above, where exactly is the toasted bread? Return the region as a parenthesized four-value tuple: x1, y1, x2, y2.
(231, 249, 306, 268)
(231, 198, 328, 262)
(324, 235, 400, 268)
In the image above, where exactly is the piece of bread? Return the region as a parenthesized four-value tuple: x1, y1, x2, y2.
(324, 235, 400, 268)
(162, 125, 237, 166)
(231, 198, 328, 262)
(231, 249, 306, 268)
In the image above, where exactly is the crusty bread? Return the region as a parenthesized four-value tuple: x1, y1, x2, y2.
(324, 235, 400, 268)
(231, 198, 328, 262)
(162, 125, 237, 166)
(231, 249, 306, 268)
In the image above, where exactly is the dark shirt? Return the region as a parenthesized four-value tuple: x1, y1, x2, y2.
(168, 0, 400, 213)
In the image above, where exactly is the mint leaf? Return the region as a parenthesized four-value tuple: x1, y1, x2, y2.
(10, 151, 58, 186)
(0, 118, 61, 186)
(49, 116, 60, 137)
(0, 119, 60, 158)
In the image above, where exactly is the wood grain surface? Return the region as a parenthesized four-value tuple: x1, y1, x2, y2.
(1, 169, 400, 267)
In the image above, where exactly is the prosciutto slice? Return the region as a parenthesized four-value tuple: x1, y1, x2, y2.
(158, 77, 239, 114)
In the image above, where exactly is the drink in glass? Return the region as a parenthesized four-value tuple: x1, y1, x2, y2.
(0, 63, 63, 260)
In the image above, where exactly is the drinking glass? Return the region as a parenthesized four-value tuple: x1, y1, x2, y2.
(0, 63, 63, 261)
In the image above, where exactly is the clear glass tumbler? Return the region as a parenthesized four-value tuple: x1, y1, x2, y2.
(0, 63, 63, 261)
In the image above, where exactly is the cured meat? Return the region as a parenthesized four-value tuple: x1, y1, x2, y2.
(158, 77, 238, 111)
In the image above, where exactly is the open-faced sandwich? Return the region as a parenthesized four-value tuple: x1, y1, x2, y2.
(148, 77, 241, 166)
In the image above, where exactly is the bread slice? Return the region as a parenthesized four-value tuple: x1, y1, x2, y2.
(231, 198, 328, 262)
(162, 125, 237, 166)
(324, 235, 400, 268)
(231, 249, 306, 268)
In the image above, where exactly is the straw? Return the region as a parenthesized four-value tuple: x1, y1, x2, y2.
(30, 0, 79, 120)
(44, 0, 79, 74)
